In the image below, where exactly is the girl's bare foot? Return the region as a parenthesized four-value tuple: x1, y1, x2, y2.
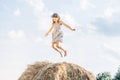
(64, 50, 67, 57)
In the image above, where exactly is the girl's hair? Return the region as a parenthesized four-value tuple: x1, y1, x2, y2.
(51, 13, 60, 24)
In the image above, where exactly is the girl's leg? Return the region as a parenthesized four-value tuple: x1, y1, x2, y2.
(56, 41, 67, 57)
(52, 42, 63, 57)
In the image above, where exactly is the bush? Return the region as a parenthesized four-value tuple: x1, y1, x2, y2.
(96, 72, 112, 80)
(113, 66, 120, 80)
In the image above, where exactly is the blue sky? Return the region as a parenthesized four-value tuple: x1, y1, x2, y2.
(0, 0, 120, 80)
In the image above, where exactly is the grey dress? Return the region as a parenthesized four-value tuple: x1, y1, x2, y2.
(52, 24, 63, 43)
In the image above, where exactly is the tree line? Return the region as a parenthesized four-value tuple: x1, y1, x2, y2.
(96, 66, 120, 80)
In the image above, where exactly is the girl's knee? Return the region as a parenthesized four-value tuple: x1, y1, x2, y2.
(52, 45, 54, 48)
(56, 45, 60, 48)
(52, 44, 55, 48)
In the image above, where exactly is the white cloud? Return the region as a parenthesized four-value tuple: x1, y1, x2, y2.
(61, 13, 79, 27)
(37, 13, 51, 30)
(102, 43, 120, 60)
(25, 0, 44, 12)
(25, 0, 50, 31)
(103, 43, 118, 53)
(105, 56, 120, 64)
(86, 24, 97, 33)
(104, 7, 115, 19)
(80, 0, 96, 10)
(25, 0, 52, 48)
(62, 14, 75, 25)
(8, 30, 27, 42)
(13, 8, 21, 16)
(34, 37, 43, 43)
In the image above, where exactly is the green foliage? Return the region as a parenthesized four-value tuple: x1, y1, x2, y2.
(96, 72, 112, 80)
(113, 66, 120, 80)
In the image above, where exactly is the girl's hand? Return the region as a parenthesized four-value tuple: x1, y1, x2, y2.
(45, 33, 49, 37)
(72, 28, 76, 31)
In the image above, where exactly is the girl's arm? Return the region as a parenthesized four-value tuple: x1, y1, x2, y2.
(61, 21, 75, 31)
(45, 24, 54, 37)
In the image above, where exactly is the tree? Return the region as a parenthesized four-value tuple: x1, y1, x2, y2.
(113, 66, 120, 80)
(96, 72, 112, 80)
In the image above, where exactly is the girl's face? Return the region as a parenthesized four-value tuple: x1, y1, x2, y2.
(52, 17, 59, 22)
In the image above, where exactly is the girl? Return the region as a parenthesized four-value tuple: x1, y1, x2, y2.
(45, 13, 75, 57)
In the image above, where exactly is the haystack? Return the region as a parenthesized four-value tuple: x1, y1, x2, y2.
(19, 61, 96, 80)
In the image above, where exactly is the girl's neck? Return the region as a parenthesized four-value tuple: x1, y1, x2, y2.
(54, 22, 59, 24)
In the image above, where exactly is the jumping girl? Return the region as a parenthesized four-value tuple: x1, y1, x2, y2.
(45, 13, 75, 57)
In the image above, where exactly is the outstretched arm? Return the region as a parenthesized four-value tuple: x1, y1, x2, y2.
(45, 24, 54, 37)
(61, 21, 75, 31)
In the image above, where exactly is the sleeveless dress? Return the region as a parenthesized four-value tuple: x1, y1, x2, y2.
(52, 24, 63, 43)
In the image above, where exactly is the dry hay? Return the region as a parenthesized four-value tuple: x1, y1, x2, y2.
(19, 61, 96, 80)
